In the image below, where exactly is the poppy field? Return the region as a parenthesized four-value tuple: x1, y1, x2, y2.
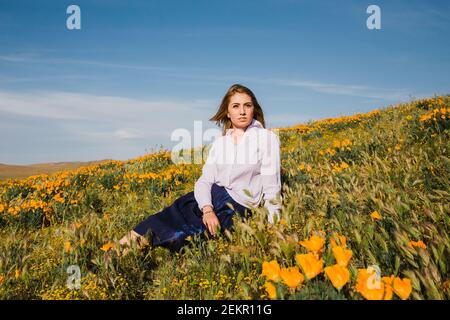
(0, 96, 449, 300)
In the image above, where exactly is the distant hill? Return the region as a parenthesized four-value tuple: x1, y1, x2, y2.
(0, 160, 111, 181)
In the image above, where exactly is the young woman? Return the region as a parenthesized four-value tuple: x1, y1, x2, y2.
(117, 84, 282, 254)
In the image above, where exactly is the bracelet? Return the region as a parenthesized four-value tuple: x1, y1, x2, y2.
(203, 210, 214, 215)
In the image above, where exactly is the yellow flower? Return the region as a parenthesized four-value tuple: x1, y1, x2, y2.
(341, 138, 352, 147)
(330, 232, 347, 248)
(264, 282, 277, 299)
(332, 246, 352, 267)
(53, 192, 65, 203)
(296, 253, 323, 280)
(324, 264, 350, 290)
(340, 162, 349, 169)
(370, 211, 382, 220)
(408, 240, 427, 249)
(100, 242, 115, 252)
(80, 239, 86, 247)
(279, 267, 304, 289)
(393, 277, 412, 300)
(299, 235, 325, 253)
(15, 269, 21, 279)
(355, 268, 385, 300)
(74, 222, 82, 229)
(382, 275, 394, 300)
(332, 140, 341, 148)
(442, 280, 450, 291)
(261, 260, 281, 282)
(64, 241, 72, 253)
(0, 275, 4, 284)
(7, 206, 20, 216)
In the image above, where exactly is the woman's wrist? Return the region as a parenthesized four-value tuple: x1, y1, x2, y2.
(202, 205, 214, 215)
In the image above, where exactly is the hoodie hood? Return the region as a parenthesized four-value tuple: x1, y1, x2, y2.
(225, 118, 264, 136)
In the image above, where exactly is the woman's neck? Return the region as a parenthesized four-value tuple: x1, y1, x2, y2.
(232, 127, 245, 134)
(231, 123, 250, 134)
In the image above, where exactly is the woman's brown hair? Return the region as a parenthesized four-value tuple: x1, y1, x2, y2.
(210, 84, 266, 135)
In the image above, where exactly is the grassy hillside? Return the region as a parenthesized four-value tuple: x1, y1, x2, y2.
(0, 96, 449, 300)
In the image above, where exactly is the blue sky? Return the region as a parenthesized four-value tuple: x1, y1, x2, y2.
(0, 0, 449, 165)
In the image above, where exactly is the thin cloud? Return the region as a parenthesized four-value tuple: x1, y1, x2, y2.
(0, 53, 206, 73)
(0, 90, 213, 121)
(0, 53, 38, 63)
(0, 89, 220, 163)
(113, 129, 144, 140)
(0, 52, 415, 101)
(248, 77, 413, 101)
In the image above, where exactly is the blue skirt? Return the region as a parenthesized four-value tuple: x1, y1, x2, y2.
(132, 183, 250, 252)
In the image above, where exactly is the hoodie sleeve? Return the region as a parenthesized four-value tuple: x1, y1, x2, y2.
(260, 131, 282, 224)
(194, 141, 218, 211)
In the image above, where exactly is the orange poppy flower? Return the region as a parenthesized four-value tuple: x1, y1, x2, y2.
(370, 211, 382, 220)
(264, 282, 277, 299)
(330, 232, 347, 248)
(280, 267, 304, 289)
(324, 264, 350, 290)
(261, 260, 281, 282)
(355, 268, 385, 300)
(100, 242, 115, 252)
(295, 253, 323, 280)
(382, 275, 394, 300)
(299, 235, 325, 253)
(408, 240, 427, 249)
(393, 277, 412, 300)
(64, 241, 72, 253)
(332, 246, 352, 267)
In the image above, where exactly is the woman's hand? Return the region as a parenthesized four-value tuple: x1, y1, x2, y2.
(202, 211, 220, 236)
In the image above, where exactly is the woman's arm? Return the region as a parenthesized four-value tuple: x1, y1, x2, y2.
(260, 130, 282, 224)
(194, 141, 218, 212)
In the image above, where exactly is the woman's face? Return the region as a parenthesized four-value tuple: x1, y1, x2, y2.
(227, 92, 255, 130)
